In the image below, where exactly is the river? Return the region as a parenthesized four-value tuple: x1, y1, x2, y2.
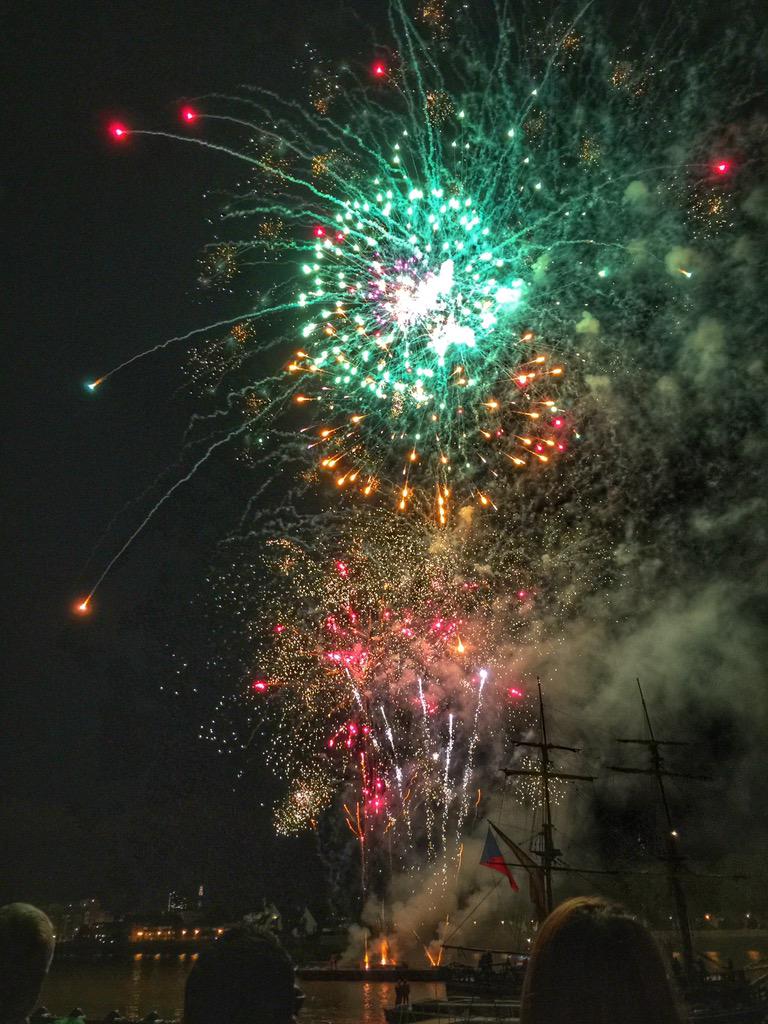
(41, 961, 445, 1023)
(41, 935, 768, 1023)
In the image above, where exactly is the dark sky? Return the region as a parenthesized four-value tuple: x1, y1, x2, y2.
(2, 0, 385, 914)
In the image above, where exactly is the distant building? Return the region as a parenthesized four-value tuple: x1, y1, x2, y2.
(249, 899, 282, 933)
(290, 907, 319, 940)
(300, 908, 318, 936)
(59, 899, 113, 941)
(167, 892, 192, 913)
(167, 884, 205, 914)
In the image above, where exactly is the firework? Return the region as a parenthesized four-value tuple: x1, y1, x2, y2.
(85, 0, 766, 935)
(196, 514, 543, 888)
(81, 0, 762, 615)
(91, 0, 719, 548)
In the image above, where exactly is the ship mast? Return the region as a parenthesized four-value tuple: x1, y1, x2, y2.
(502, 679, 595, 915)
(607, 680, 709, 983)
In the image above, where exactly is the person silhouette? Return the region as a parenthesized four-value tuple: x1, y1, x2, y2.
(184, 921, 303, 1024)
(0, 904, 55, 1024)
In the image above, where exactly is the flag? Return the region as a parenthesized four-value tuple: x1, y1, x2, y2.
(489, 820, 547, 923)
(480, 827, 519, 890)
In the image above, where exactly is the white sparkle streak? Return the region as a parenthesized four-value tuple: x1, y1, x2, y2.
(458, 669, 487, 833)
(418, 678, 436, 858)
(380, 706, 402, 785)
(441, 712, 455, 877)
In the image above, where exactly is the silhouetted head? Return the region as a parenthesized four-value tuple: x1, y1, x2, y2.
(184, 923, 300, 1024)
(0, 904, 55, 1023)
(520, 896, 682, 1024)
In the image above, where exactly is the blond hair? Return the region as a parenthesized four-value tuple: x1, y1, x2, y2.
(520, 896, 682, 1024)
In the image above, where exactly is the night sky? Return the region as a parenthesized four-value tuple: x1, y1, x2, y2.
(3, 0, 766, 925)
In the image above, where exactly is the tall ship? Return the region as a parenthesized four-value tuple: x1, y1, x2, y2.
(391, 682, 768, 1023)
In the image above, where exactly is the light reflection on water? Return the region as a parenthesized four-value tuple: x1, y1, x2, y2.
(302, 980, 445, 1024)
(42, 962, 445, 1024)
(42, 960, 192, 1021)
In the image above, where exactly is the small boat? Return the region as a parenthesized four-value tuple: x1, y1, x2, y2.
(384, 996, 520, 1023)
(297, 963, 447, 981)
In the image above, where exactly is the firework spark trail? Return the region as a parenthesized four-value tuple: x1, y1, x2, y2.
(78, 423, 250, 609)
(418, 676, 437, 860)
(458, 668, 487, 835)
(133, 128, 341, 200)
(87, 316, 264, 389)
(79, 375, 286, 608)
(76, 462, 188, 581)
(441, 711, 455, 883)
(379, 705, 402, 790)
(182, 380, 287, 437)
(380, 702, 412, 841)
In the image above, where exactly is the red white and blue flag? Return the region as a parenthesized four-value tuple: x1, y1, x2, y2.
(487, 821, 548, 923)
(480, 827, 519, 890)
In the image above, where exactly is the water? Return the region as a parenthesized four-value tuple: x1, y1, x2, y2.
(41, 961, 446, 1023)
(40, 937, 768, 1022)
